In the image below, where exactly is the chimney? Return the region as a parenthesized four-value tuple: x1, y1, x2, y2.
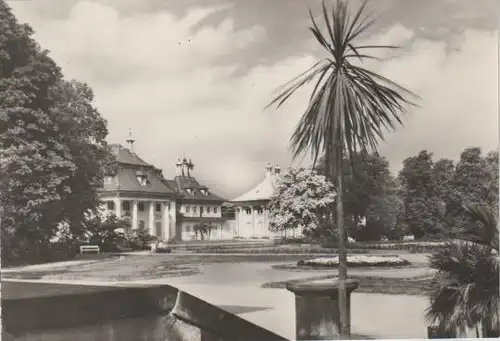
(175, 158, 183, 176)
(126, 128, 135, 152)
(265, 162, 273, 178)
(274, 165, 281, 175)
(187, 158, 194, 177)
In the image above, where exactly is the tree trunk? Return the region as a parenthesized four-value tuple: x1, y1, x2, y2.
(335, 145, 350, 339)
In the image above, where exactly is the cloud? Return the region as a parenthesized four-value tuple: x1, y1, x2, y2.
(8, 0, 498, 198)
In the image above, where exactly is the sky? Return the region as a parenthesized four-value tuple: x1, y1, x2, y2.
(7, 0, 499, 199)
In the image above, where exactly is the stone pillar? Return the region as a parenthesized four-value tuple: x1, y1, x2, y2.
(114, 198, 122, 217)
(132, 200, 138, 230)
(251, 206, 255, 237)
(235, 207, 240, 238)
(286, 279, 359, 341)
(169, 200, 177, 240)
(163, 201, 169, 241)
(149, 201, 155, 236)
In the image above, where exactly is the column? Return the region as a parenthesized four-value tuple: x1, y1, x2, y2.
(163, 201, 169, 241)
(263, 207, 268, 237)
(132, 200, 138, 230)
(170, 200, 177, 241)
(149, 201, 155, 236)
(114, 198, 122, 218)
(251, 206, 256, 237)
(287, 279, 359, 340)
(236, 207, 240, 238)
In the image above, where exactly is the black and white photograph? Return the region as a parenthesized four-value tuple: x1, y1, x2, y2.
(1, 0, 498, 340)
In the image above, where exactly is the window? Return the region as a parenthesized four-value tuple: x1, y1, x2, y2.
(155, 203, 162, 212)
(245, 208, 251, 215)
(185, 205, 190, 213)
(185, 224, 191, 233)
(138, 202, 145, 212)
(123, 201, 130, 211)
(107, 201, 115, 210)
(200, 206, 204, 214)
(207, 207, 211, 213)
(256, 207, 263, 215)
(137, 176, 148, 186)
(214, 207, 218, 214)
(193, 206, 197, 213)
(136, 171, 148, 186)
(139, 220, 145, 229)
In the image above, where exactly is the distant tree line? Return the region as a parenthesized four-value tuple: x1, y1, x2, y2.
(268, 147, 498, 242)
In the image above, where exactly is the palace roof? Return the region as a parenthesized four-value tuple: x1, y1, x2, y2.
(231, 163, 281, 203)
(164, 176, 226, 202)
(100, 144, 227, 202)
(101, 144, 176, 196)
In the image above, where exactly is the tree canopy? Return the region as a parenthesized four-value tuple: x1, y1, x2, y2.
(267, 167, 336, 235)
(0, 1, 116, 264)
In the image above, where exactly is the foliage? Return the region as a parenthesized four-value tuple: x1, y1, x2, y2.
(267, 168, 336, 235)
(443, 148, 497, 236)
(0, 1, 116, 264)
(398, 150, 444, 238)
(81, 212, 129, 252)
(266, 0, 415, 336)
(128, 226, 158, 250)
(193, 223, 214, 240)
(318, 153, 405, 241)
(426, 204, 499, 337)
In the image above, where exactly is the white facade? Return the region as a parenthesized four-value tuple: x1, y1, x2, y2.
(230, 163, 295, 239)
(100, 196, 176, 241)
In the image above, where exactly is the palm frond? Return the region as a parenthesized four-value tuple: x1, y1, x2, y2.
(461, 203, 499, 251)
(426, 240, 499, 331)
(266, 0, 417, 177)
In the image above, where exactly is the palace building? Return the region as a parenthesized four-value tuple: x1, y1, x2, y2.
(162, 158, 229, 241)
(231, 163, 285, 238)
(98, 136, 230, 241)
(98, 140, 178, 240)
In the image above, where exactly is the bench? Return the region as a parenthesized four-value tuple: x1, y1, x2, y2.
(79, 245, 100, 255)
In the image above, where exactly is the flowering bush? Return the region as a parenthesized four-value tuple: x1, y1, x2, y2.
(268, 168, 336, 235)
(297, 255, 411, 267)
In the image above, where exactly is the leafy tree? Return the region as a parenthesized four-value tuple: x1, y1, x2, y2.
(432, 158, 455, 229)
(82, 212, 129, 252)
(445, 147, 494, 233)
(484, 150, 499, 214)
(0, 1, 116, 264)
(50, 80, 117, 238)
(193, 223, 214, 240)
(362, 175, 405, 241)
(317, 153, 405, 241)
(267, 0, 416, 336)
(267, 168, 336, 236)
(399, 150, 443, 238)
(128, 226, 158, 250)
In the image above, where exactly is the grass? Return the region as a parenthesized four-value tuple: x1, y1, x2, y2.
(262, 274, 433, 296)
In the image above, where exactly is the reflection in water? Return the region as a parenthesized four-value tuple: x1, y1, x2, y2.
(13, 314, 201, 341)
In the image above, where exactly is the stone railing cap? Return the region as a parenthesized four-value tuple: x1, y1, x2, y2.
(286, 278, 359, 294)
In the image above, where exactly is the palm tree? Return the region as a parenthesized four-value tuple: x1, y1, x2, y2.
(267, 0, 416, 337)
(425, 203, 499, 337)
